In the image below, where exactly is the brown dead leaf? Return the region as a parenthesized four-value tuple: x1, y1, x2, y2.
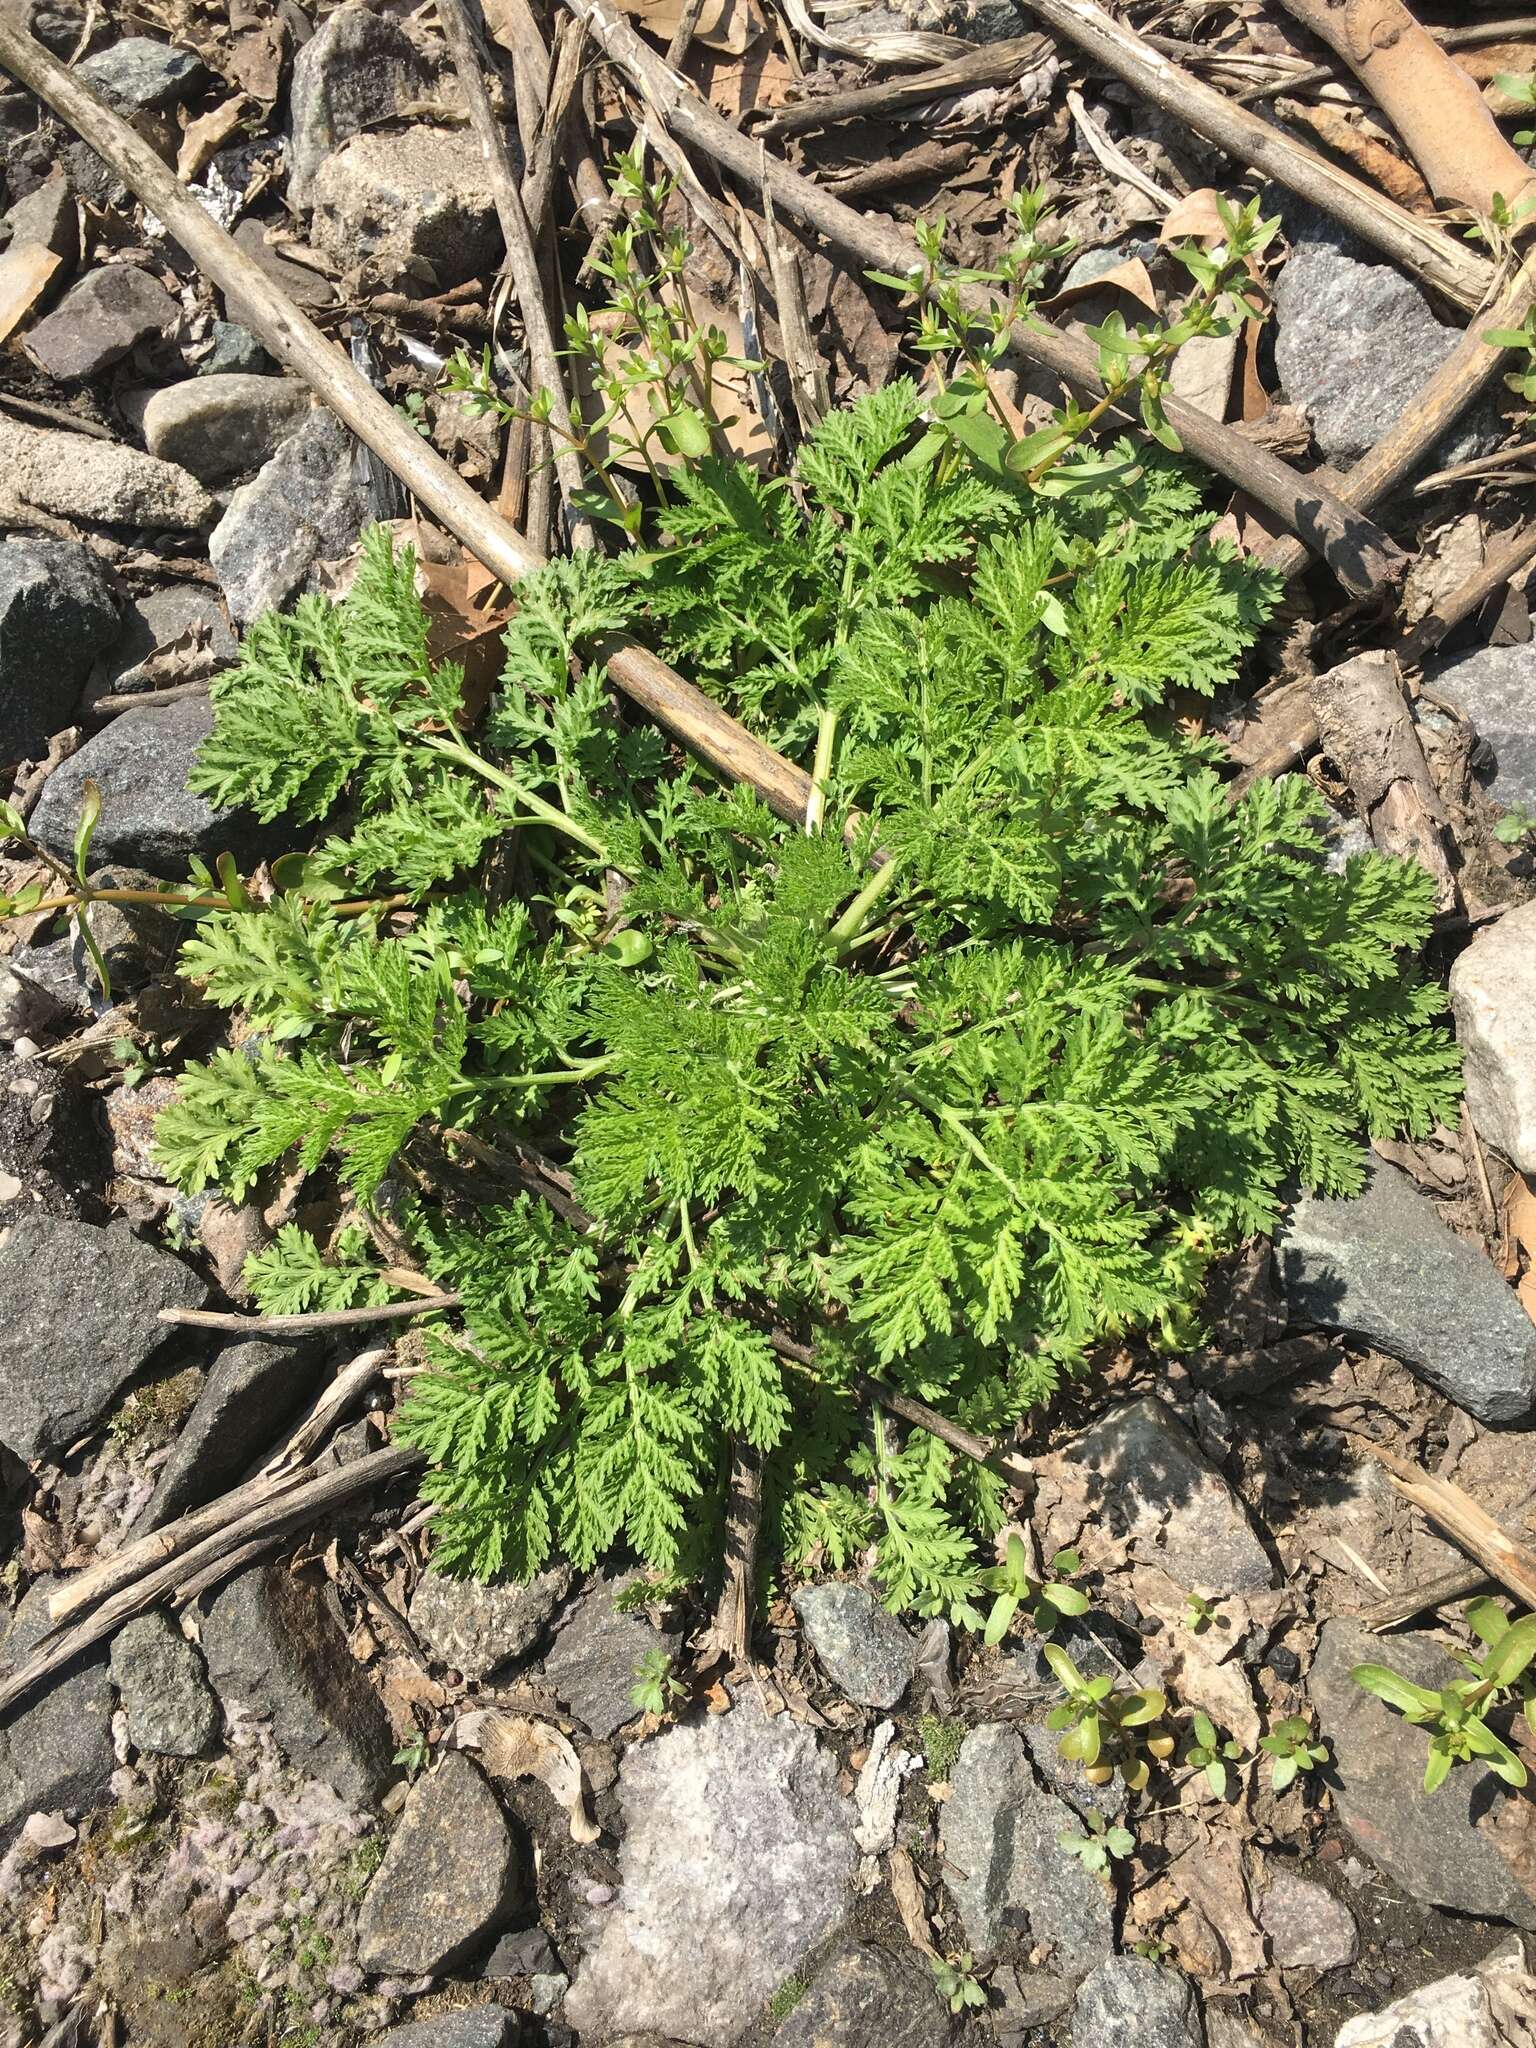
(375, 1656, 450, 1743)
(449, 1709, 601, 1843)
(0, 243, 60, 343)
(178, 93, 257, 182)
(226, 21, 287, 102)
(1159, 187, 1229, 247)
(618, 0, 762, 54)
(887, 1844, 937, 1956)
(693, 40, 797, 119)
(1042, 254, 1160, 318)
(1281, 99, 1436, 215)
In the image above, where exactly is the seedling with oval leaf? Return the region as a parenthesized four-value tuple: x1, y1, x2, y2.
(1059, 1811, 1135, 1877)
(1184, 1711, 1244, 1798)
(977, 1534, 1088, 1647)
(1257, 1715, 1328, 1793)
(1043, 1644, 1173, 1792)
(1352, 1604, 1536, 1793)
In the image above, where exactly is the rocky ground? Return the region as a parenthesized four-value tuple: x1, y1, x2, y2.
(0, 2, 1535, 2047)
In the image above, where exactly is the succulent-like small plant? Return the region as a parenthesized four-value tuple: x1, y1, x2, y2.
(1044, 1645, 1173, 1792)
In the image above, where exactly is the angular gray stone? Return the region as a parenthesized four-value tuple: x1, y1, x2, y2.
(564, 1695, 855, 2047)
(0, 1214, 205, 1462)
(4, 171, 76, 263)
(30, 698, 271, 877)
(81, 866, 182, 994)
(358, 1753, 523, 1975)
(541, 1570, 681, 1739)
(1070, 1957, 1204, 2048)
(483, 1924, 557, 1978)
(1432, 641, 1536, 815)
(209, 409, 370, 624)
(1069, 1394, 1277, 1593)
(109, 1611, 219, 1758)
(1274, 223, 1497, 467)
(76, 36, 205, 112)
(24, 264, 177, 381)
(1277, 1156, 1536, 1424)
(1450, 901, 1536, 1176)
(792, 1582, 916, 1709)
(773, 1942, 950, 2048)
(0, 535, 117, 759)
(201, 1561, 395, 1805)
(1256, 1866, 1357, 1971)
(377, 2013, 518, 2048)
(138, 1339, 322, 1531)
(141, 375, 312, 485)
(1334, 1946, 1534, 2048)
(92, 581, 234, 697)
(1309, 1618, 1536, 1927)
(408, 1563, 571, 1680)
(0, 1576, 115, 1848)
(311, 127, 499, 291)
(287, 3, 433, 205)
(940, 1723, 1112, 1973)
(199, 320, 273, 377)
(0, 417, 212, 530)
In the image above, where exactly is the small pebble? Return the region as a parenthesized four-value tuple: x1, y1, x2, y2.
(10, 1038, 37, 1061)
(1265, 1645, 1301, 1682)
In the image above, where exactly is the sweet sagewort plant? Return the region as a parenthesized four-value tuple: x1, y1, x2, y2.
(10, 190, 1458, 1621)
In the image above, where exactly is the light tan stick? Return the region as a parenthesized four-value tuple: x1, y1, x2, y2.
(1014, 0, 1492, 314)
(1405, 519, 1536, 657)
(0, 16, 814, 826)
(159, 1295, 461, 1337)
(1309, 649, 1456, 907)
(1275, 0, 1536, 217)
(563, 0, 1406, 597)
(1356, 1438, 1536, 1610)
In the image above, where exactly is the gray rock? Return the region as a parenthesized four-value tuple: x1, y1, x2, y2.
(773, 1942, 950, 2047)
(1432, 641, 1536, 815)
(376, 2014, 518, 2048)
(1277, 1155, 1536, 1423)
(483, 1924, 558, 1978)
(199, 320, 273, 377)
(24, 264, 177, 381)
(0, 1576, 115, 1847)
(209, 409, 370, 624)
(30, 698, 272, 877)
(1309, 1618, 1536, 1927)
(0, 1214, 205, 1461)
(109, 1610, 219, 1757)
(1334, 1954, 1525, 2048)
(358, 1752, 523, 1975)
(940, 1723, 1113, 1972)
(529, 1971, 566, 2014)
(564, 1694, 855, 2047)
(0, 416, 212, 530)
(1256, 1866, 1357, 1971)
(141, 375, 313, 485)
(1450, 901, 1536, 1176)
(1274, 223, 1498, 467)
(1070, 1957, 1205, 2048)
(408, 1563, 571, 1680)
(4, 171, 76, 263)
(13, 0, 83, 58)
(76, 36, 205, 112)
(793, 1583, 916, 1709)
(287, 3, 433, 206)
(311, 127, 499, 292)
(80, 866, 182, 994)
(0, 966, 64, 1045)
(541, 1570, 681, 1739)
(1060, 243, 1135, 292)
(1069, 1395, 1277, 1593)
(138, 1339, 322, 1530)
(0, 536, 118, 759)
(92, 581, 234, 697)
(202, 1561, 395, 1804)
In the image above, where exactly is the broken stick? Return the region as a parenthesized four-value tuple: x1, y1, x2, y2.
(1309, 649, 1456, 908)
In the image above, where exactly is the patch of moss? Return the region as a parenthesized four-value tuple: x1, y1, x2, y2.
(767, 1973, 810, 2021)
(917, 1714, 966, 1781)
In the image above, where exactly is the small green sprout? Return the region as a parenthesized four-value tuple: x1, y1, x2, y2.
(1352, 1602, 1536, 1793)
(630, 1646, 687, 1718)
(977, 1534, 1088, 1646)
(1184, 1711, 1244, 1798)
(393, 1730, 431, 1777)
(1059, 1810, 1135, 1876)
(930, 1952, 988, 2014)
(1044, 1645, 1174, 1792)
(1257, 1714, 1328, 1793)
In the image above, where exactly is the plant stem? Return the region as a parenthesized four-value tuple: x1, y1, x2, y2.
(806, 708, 838, 834)
(829, 857, 904, 949)
(423, 736, 611, 862)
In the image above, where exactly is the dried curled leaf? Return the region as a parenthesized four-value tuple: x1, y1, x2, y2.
(448, 1708, 600, 1843)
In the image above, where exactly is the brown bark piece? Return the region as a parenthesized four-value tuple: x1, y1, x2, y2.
(1309, 649, 1456, 906)
(1276, 0, 1536, 216)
